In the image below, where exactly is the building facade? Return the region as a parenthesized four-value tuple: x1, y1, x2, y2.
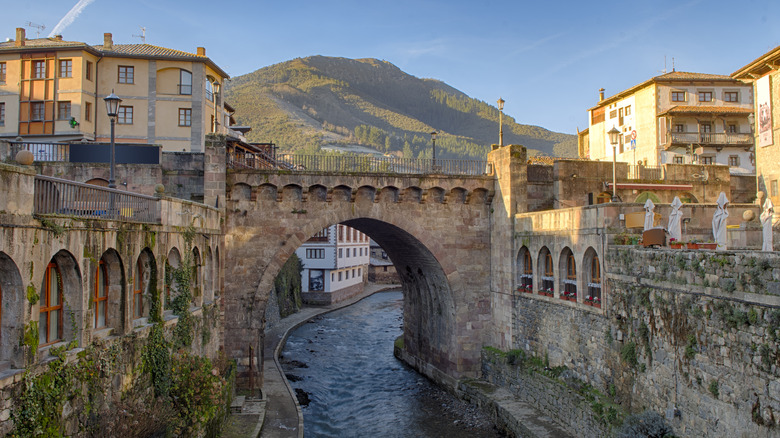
(368, 240, 399, 284)
(0, 28, 229, 152)
(733, 45, 780, 207)
(583, 72, 755, 174)
(295, 224, 370, 304)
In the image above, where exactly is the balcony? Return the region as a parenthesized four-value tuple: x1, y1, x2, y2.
(662, 132, 753, 150)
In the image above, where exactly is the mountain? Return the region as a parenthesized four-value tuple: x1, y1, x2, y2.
(224, 56, 576, 160)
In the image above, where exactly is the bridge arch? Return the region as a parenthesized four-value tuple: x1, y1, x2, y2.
(0, 252, 24, 367)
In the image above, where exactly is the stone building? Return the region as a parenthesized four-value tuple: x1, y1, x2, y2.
(733, 45, 780, 208)
(0, 28, 229, 152)
(368, 240, 399, 284)
(582, 72, 755, 174)
(295, 224, 370, 305)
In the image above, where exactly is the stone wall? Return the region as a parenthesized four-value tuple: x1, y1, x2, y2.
(301, 281, 365, 305)
(161, 151, 204, 202)
(509, 246, 780, 437)
(526, 164, 554, 212)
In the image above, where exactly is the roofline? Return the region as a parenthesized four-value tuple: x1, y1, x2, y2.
(732, 44, 780, 79)
(0, 43, 229, 79)
(588, 75, 745, 112)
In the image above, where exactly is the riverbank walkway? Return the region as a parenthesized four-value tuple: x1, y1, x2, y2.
(222, 283, 400, 438)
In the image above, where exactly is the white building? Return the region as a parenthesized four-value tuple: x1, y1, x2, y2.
(296, 224, 370, 304)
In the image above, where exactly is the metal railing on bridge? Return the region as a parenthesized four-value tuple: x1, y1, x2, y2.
(271, 154, 490, 176)
(34, 175, 160, 223)
(10, 141, 160, 164)
(628, 165, 664, 181)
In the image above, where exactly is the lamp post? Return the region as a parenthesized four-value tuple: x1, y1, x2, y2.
(748, 113, 759, 201)
(608, 127, 621, 202)
(497, 97, 505, 147)
(104, 91, 122, 189)
(212, 81, 221, 133)
(430, 131, 437, 171)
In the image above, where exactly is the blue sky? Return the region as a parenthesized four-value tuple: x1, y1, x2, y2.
(3, 0, 780, 135)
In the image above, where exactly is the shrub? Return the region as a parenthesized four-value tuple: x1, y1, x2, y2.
(616, 410, 675, 438)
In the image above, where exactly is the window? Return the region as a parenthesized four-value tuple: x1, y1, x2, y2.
(587, 255, 601, 305)
(0, 103, 4, 126)
(671, 91, 686, 102)
(618, 107, 624, 126)
(94, 260, 108, 328)
(39, 262, 63, 346)
(338, 272, 342, 281)
(178, 108, 192, 126)
(309, 270, 324, 291)
(724, 91, 739, 102)
(564, 253, 577, 300)
(206, 80, 214, 102)
(339, 248, 343, 258)
(31, 102, 45, 121)
(698, 91, 713, 102)
(701, 156, 714, 165)
(117, 106, 133, 124)
(118, 65, 134, 84)
(674, 124, 685, 133)
(541, 251, 554, 293)
(609, 109, 617, 119)
(306, 248, 324, 259)
(134, 260, 144, 319)
(673, 156, 684, 164)
(86, 61, 93, 81)
(728, 156, 740, 167)
(57, 101, 71, 120)
(32, 60, 46, 79)
(0, 62, 6, 83)
(85, 101, 92, 122)
(771, 180, 778, 197)
(624, 105, 631, 116)
(727, 124, 738, 133)
(59, 59, 72, 78)
(179, 69, 192, 95)
(358, 268, 361, 276)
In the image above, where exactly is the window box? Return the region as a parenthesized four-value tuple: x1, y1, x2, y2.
(697, 242, 717, 250)
(669, 239, 683, 249)
(686, 243, 699, 250)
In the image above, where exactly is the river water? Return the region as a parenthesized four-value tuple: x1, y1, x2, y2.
(280, 290, 503, 438)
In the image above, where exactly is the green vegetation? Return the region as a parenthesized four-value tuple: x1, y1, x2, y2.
(275, 254, 304, 318)
(709, 380, 719, 398)
(225, 56, 577, 159)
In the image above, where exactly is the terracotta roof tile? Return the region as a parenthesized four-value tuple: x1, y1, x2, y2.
(655, 71, 733, 81)
(0, 37, 88, 50)
(96, 44, 205, 59)
(658, 105, 753, 116)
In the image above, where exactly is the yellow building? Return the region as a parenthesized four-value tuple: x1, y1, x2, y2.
(0, 28, 229, 152)
(582, 72, 755, 175)
(733, 45, 780, 206)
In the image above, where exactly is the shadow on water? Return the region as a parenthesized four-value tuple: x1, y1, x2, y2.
(280, 290, 504, 438)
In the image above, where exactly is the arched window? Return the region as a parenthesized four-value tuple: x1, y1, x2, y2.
(40, 262, 63, 346)
(516, 247, 533, 293)
(94, 259, 108, 328)
(179, 69, 192, 95)
(586, 251, 602, 308)
(133, 259, 144, 319)
(563, 252, 577, 301)
(539, 248, 554, 296)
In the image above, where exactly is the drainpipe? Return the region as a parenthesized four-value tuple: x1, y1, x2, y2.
(93, 54, 103, 140)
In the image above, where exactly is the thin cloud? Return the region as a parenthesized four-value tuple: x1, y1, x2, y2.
(509, 32, 566, 56)
(48, 0, 96, 37)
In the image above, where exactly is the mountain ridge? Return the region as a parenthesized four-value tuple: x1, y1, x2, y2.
(225, 56, 576, 159)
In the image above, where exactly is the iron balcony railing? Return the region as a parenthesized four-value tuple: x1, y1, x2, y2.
(628, 165, 664, 181)
(664, 132, 753, 146)
(272, 154, 490, 176)
(11, 142, 69, 161)
(34, 175, 160, 223)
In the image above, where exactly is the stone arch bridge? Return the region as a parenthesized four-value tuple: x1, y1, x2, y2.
(223, 166, 505, 385)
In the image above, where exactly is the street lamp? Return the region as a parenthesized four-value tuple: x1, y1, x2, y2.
(748, 113, 759, 201)
(104, 90, 122, 189)
(212, 81, 221, 133)
(497, 97, 505, 147)
(430, 131, 437, 170)
(608, 127, 621, 202)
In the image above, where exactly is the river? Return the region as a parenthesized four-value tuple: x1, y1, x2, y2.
(280, 290, 504, 438)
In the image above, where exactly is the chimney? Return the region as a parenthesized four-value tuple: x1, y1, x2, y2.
(197, 47, 206, 56)
(54, 35, 63, 41)
(103, 33, 113, 50)
(599, 88, 605, 102)
(15, 27, 25, 47)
